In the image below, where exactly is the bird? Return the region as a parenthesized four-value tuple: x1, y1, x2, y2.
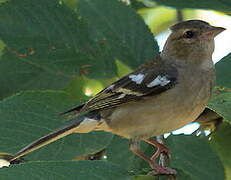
(7, 20, 225, 175)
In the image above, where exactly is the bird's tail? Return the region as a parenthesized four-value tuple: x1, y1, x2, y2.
(9, 113, 101, 162)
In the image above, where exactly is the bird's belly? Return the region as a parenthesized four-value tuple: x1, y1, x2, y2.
(104, 83, 210, 139)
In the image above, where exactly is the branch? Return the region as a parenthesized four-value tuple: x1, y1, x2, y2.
(176, 9, 183, 22)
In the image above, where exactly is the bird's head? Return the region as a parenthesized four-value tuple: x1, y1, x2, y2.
(161, 20, 225, 64)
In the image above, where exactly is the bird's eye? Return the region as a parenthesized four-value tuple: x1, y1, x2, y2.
(184, 31, 194, 38)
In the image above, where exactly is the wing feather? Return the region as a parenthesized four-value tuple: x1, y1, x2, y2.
(62, 57, 178, 114)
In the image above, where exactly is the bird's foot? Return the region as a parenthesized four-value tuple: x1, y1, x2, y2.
(148, 165, 177, 176)
(152, 143, 170, 161)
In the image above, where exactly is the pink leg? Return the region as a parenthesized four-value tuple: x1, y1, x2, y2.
(144, 138, 170, 161)
(129, 139, 176, 175)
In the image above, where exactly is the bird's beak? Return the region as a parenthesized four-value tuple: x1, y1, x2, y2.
(202, 26, 226, 40)
(209, 26, 226, 36)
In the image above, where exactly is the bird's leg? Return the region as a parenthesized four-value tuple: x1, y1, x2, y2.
(129, 139, 176, 175)
(144, 138, 170, 161)
(129, 140, 153, 163)
(144, 138, 176, 175)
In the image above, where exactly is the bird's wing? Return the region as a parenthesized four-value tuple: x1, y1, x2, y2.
(64, 57, 178, 114)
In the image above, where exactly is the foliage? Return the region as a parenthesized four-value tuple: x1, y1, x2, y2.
(0, 0, 230, 179)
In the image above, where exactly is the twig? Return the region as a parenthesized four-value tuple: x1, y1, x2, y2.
(176, 9, 183, 22)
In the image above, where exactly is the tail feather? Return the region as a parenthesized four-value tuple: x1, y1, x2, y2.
(10, 114, 100, 162)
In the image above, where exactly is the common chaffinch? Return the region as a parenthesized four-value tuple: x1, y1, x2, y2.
(6, 20, 225, 175)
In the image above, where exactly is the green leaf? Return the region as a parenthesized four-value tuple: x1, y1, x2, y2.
(0, 0, 8, 3)
(131, 175, 157, 180)
(208, 92, 231, 123)
(215, 53, 231, 88)
(0, 91, 113, 161)
(130, 1, 147, 10)
(0, 0, 89, 98)
(65, 76, 104, 101)
(115, 59, 133, 77)
(0, 0, 94, 77)
(131, 173, 192, 180)
(152, 0, 231, 12)
(167, 135, 224, 180)
(153, 169, 193, 180)
(64, 76, 90, 102)
(78, 0, 159, 69)
(0, 39, 5, 56)
(0, 0, 158, 99)
(0, 160, 131, 180)
(210, 122, 231, 180)
(107, 135, 151, 173)
(172, 169, 193, 180)
(62, 0, 79, 10)
(0, 53, 69, 99)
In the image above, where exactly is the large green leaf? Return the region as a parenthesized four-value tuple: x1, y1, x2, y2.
(130, 169, 193, 180)
(107, 136, 143, 173)
(131, 175, 156, 180)
(152, 0, 231, 12)
(0, 53, 69, 99)
(208, 92, 231, 124)
(167, 135, 224, 180)
(0, 0, 158, 98)
(0, 0, 89, 98)
(0, 91, 113, 161)
(78, 0, 159, 69)
(215, 53, 231, 88)
(0, 0, 94, 76)
(0, 161, 131, 180)
(107, 135, 151, 173)
(210, 122, 231, 180)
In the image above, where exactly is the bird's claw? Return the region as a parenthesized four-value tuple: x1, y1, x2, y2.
(159, 144, 171, 160)
(148, 166, 177, 176)
(150, 143, 171, 162)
